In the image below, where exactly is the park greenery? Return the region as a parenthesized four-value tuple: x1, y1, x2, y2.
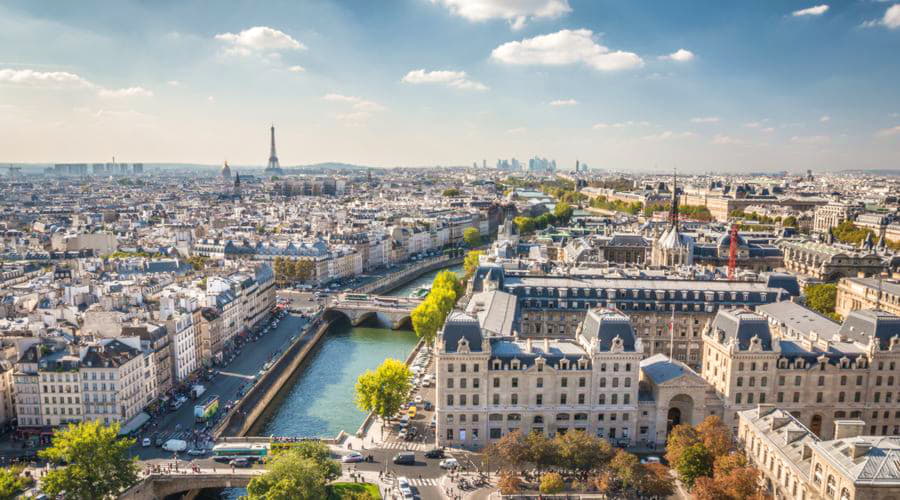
(410, 270, 463, 345)
(246, 440, 344, 500)
(830, 220, 900, 251)
(588, 195, 642, 215)
(644, 202, 713, 221)
(107, 250, 166, 259)
(442, 188, 461, 197)
(463, 250, 483, 281)
(38, 420, 139, 500)
(488, 430, 675, 498)
(805, 283, 840, 321)
(354, 358, 413, 432)
(463, 227, 482, 247)
(665, 416, 764, 498)
(273, 257, 316, 285)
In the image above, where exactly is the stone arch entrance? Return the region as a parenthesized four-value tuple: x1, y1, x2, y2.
(667, 394, 695, 433)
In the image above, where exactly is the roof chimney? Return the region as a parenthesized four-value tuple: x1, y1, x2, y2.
(834, 420, 866, 440)
(851, 439, 873, 459)
(525, 338, 532, 352)
(543, 338, 550, 353)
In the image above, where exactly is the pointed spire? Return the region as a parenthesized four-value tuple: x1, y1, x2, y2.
(669, 168, 679, 230)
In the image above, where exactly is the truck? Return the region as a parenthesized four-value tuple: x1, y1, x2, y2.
(162, 439, 188, 452)
(194, 395, 220, 423)
(190, 384, 206, 400)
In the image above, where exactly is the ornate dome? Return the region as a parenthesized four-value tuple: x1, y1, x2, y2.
(221, 161, 232, 179)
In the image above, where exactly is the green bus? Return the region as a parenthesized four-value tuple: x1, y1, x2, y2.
(212, 443, 270, 458)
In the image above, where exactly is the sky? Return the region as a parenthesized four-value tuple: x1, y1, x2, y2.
(1, 0, 899, 173)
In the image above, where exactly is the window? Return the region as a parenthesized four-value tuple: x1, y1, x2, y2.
(818, 376, 825, 386)
(537, 377, 543, 388)
(737, 377, 743, 387)
(460, 395, 467, 405)
(578, 394, 585, 404)
(473, 395, 479, 405)
(447, 378, 454, 389)
(599, 394, 606, 405)
(511, 394, 518, 405)
(777, 392, 784, 403)
(473, 378, 479, 389)
(447, 395, 454, 406)
(561, 378, 568, 388)
(579, 377, 586, 387)
(460, 379, 467, 389)
(460, 364, 467, 373)
(473, 364, 479, 373)
(493, 378, 500, 388)
(816, 392, 823, 403)
(560, 394, 567, 404)
(493, 394, 499, 405)
(736, 393, 742, 404)
(448, 363, 454, 373)
(793, 392, 800, 403)
(536, 395, 543, 405)
(511, 377, 518, 388)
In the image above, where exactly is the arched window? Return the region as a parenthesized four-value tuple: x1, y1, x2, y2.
(826, 475, 836, 497)
(507, 414, 521, 421)
(533, 416, 544, 424)
(840, 488, 851, 500)
(814, 464, 823, 484)
(556, 413, 570, 421)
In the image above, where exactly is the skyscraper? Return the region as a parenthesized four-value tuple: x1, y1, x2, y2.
(264, 125, 284, 176)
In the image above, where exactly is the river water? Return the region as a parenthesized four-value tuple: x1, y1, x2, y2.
(259, 263, 463, 438)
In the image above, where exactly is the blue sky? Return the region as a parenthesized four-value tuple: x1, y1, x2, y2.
(1, 0, 898, 172)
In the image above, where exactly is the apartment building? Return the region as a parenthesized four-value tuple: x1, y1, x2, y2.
(165, 311, 197, 383)
(79, 338, 144, 426)
(702, 307, 900, 440)
(836, 277, 900, 319)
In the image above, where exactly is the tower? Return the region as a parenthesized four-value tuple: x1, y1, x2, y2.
(233, 171, 241, 199)
(669, 169, 679, 230)
(265, 125, 283, 175)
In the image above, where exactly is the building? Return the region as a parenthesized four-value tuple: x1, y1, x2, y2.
(739, 406, 900, 500)
(781, 240, 887, 282)
(471, 264, 791, 369)
(435, 308, 643, 449)
(80, 338, 144, 426)
(650, 175, 694, 268)
(702, 307, 900, 440)
(836, 277, 900, 319)
(813, 202, 858, 234)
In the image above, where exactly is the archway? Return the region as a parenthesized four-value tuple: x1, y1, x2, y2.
(667, 408, 682, 434)
(811, 414, 823, 437)
(668, 394, 695, 430)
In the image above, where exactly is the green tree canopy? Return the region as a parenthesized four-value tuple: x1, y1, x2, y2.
(463, 250, 483, 281)
(673, 442, 714, 489)
(554, 429, 613, 476)
(411, 299, 443, 345)
(354, 358, 412, 425)
(553, 202, 574, 224)
(38, 420, 139, 500)
(539, 472, 565, 494)
(463, 227, 482, 247)
(805, 283, 837, 318)
(442, 188, 461, 197)
(246, 447, 333, 500)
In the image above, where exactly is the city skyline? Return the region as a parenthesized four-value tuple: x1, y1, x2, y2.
(1, 0, 900, 172)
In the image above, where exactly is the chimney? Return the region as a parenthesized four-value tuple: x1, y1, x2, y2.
(834, 420, 866, 440)
(543, 338, 550, 353)
(757, 403, 776, 417)
(525, 338, 532, 352)
(851, 439, 873, 459)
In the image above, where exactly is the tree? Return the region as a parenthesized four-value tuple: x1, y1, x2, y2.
(270, 441, 340, 481)
(673, 442, 713, 489)
(246, 450, 330, 500)
(429, 286, 457, 317)
(354, 358, 412, 436)
(554, 430, 613, 477)
(609, 449, 642, 491)
(665, 423, 700, 466)
(497, 470, 523, 495)
(38, 420, 139, 500)
(463, 227, 482, 247)
(805, 283, 837, 316)
(463, 250, 483, 281)
(0, 467, 32, 500)
(696, 415, 732, 458)
(718, 465, 762, 499)
(442, 188, 461, 197)
(433, 270, 463, 300)
(513, 216, 535, 235)
(692, 476, 729, 500)
(783, 215, 798, 228)
(553, 201, 574, 224)
(411, 299, 443, 345)
(638, 463, 676, 498)
(539, 472, 565, 494)
(525, 431, 558, 471)
(713, 452, 747, 477)
(492, 431, 530, 471)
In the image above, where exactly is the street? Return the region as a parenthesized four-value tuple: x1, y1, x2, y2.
(131, 312, 310, 460)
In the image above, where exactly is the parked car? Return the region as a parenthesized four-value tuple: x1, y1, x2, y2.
(341, 451, 365, 463)
(187, 448, 207, 456)
(397, 477, 413, 496)
(230, 458, 251, 468)
(641, 456, 662, 464)
(393, 452, 415, 465)
(424, 448, 444, 459)
(142, 438, 151, 447)
(440, 458, 460, 469)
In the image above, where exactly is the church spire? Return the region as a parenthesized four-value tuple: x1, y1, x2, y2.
(669, 169, 679, 230)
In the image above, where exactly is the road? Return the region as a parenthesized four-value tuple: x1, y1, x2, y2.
(131, 312, 310, 460)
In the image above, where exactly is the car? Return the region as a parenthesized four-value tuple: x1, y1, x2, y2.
(423, 401, 433, 411)
(187, 448, 207, 456)
(230, 458, 251, 468)
(142, 438, 151, 447)
(424, 448, 444, 459)
(430, 415, 436, 428)
(213, 456, 232, 463)
(413, 395, 423, 404)
(341, 451, 365, 463)
(393, 452, 415, 465)
(440, 458, 460, 469)
(640, 456, 662, 464)
(398, 428, 408, 440)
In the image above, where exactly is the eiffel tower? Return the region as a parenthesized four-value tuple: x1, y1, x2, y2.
(264, 124, 284, 175)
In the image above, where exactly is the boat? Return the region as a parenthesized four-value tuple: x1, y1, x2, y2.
(409, 285, 431, 299)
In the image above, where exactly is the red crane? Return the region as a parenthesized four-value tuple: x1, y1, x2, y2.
(728, 223, 738, 280)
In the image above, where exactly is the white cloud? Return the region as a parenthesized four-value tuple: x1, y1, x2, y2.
(490, 29, 643, 71)
(691, 116, 719, 123)
(862, 4, 900, 28)
(401, 69, 488, 91)
(593, 120, 650, 129)
(506, 127, 527, 134)
(98, 86, 153, 98)
(792, 4, 829, 17)
(0, 68, 93, 88)
(207, 96, 215, 103)
(641, 131, 696, 141)
(820, 115, 831, 123)
(790, 135, 830, 144)
(660, 49, 695, 62)
(430, 0, 571, 30)
(167, 80, 181, 87)
(287, 65, 306, 73)
(744, 121, 762, 128)
(322, 93, 385, 112)
(711, 134, 746, 145)
(761, 127, 775, 133)
(876, 125, 900, 138)
(215, 26, 306, 56)
(549, 99, 577, 106)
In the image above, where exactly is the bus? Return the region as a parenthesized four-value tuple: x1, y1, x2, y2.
(211, 443, 270, 460)
(194, 395, 220, 423)
(343, 293, 369, 301)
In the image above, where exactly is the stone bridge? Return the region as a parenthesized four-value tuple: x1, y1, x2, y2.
(324, 295, 423, 329)
(119, 469, 263, 500)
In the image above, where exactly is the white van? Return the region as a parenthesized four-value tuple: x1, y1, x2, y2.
(162, 439, 188, 452)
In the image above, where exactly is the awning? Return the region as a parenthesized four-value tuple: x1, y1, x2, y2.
(119, 412, 151, 436)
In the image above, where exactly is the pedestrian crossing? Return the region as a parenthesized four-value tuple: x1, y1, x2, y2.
(380, 440, 431, 450)
(409, 477, 439, 486)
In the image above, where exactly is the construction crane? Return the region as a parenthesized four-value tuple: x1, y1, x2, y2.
(728, 223, 739, 280)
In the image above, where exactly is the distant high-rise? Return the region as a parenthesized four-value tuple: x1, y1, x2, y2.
(264, 125, 284, 175)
